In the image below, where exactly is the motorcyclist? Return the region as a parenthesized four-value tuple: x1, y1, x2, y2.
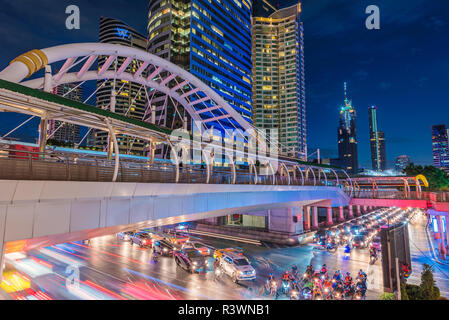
(268, 273, 275, 281)
(305, 264, 314, 277)
(369, 246, 378, 258)
(291, 264, 299, 278)
(282, 270, 290, 281)
(345, 243, 351, 254)
(213, 258, 220, 270)
(344, 272, 353, 287)
(320, 264, 328, 274)
(357, 269, 367, 283)
(313, 286, 322, 299)
(332, 270, 342, 288)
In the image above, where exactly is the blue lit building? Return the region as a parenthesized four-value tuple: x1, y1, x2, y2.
(148, 0, 253, 132)
(95, 17, 148, 155)
(337, 83, 358, 174)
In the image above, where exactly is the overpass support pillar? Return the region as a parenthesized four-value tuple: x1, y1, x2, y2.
(357, 205, 361, 216)
(445, 215, 449, 251)
(326, 207, 333, 226)
(348, 206, 354, 219)
(339, 206, 344, 222)
(304, 207, 311, 231)
(437, 216, 447, 258)
(312, 207, 319, 229)
(0, 207, 6, 282)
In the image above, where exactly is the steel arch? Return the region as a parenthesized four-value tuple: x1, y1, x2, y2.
(0, 43, 253, 133)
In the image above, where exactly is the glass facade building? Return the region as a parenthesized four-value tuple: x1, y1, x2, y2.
(368, 105, 386, 171)
(252, 2, 306, 158)
(395, 155, 410, 172)
(432, 124, 449, 173)
(337, 83, 358, 174)
(147, 0, 253, 130)
(48, 83, 82, 146)
(95, 17, 149, 155)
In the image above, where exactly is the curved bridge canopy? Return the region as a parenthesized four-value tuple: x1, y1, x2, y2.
(0, 43, 252, 133)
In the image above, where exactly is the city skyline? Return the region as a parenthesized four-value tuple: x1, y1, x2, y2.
(0, 0, 447, 167)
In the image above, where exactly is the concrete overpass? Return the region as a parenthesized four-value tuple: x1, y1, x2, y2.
(0, 179, 350, 276)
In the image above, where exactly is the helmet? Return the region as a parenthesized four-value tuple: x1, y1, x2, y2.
(346, 272, 350, 276)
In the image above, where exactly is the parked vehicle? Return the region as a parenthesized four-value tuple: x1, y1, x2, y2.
(130, 232, 153, 248)
(116, 231, 133, 241)
(174, 248, 208, 273)
(220, 252, 256, 283)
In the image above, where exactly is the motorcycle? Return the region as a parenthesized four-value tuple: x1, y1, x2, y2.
(281, 279, 291, 297)
(344, 245, 351, 259)
(260, 279, 278, 299)
(301, 286, 313, 300)
(344, 284, 355, 299)
(290, 289, 300, 300)
(326, 241, 338, 253)
(214, 268, 222, 281)
(369, 254, 378, 265)
(333, 285, 344, 300)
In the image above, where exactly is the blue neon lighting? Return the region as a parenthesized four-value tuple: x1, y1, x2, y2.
(116, 27, 130, 39)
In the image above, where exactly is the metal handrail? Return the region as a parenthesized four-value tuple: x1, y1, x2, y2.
(0, 145, 348, 189)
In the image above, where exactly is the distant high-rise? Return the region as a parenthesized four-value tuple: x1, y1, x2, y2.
(95, 17, 148, 155)
(368, 105, 387, 171)
(432, 124, 449, 172)
(337, 83, 358, 174)
(252, 0, 277, 17)
(395, 155, 410, 172)
(252, 1, 306, 158)
(48, 83, 82, 146)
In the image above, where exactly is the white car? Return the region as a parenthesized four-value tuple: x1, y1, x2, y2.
(220, 252, 256, 283)
(182, 241, 214, 256)
(117, 231, 133, 241)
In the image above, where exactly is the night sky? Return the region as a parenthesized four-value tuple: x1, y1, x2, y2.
(0, 0, 447, 168)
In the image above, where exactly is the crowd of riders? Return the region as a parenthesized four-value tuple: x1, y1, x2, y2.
(261, 264, 368, 300)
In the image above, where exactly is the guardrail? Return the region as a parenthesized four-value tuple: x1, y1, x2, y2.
(0, 146, 347, 187)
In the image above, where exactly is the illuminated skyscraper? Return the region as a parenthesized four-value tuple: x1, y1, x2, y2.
(395, 155, 410, 172)
(337, 83, 358, 174)
(147, 0, 253, 128)
(432, 124, 449, 173)
(252, 1, 306, 158)
(95, 17, 148, 155)
(368, 105, 387, 171)
(48, 83, 82, 146)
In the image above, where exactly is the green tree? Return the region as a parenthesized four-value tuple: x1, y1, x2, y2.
(380, 292, 396, 300)
(400, 280, 409, 300)
(405, 283, 420, 300)
(418, 264, 441, 300)
(403, 163, 449, 191)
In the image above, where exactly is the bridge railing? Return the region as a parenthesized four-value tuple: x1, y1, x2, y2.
(0, 146, 348, 188)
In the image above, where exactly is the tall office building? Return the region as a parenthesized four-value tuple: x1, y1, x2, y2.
(95, 17, 149, 155)
(252, 2, 306, 158)
(147, 0, 253, 132)
(48, 83, 82, 146)
(432, 124, 449, 173)
(337, 83, 358, 174)
(395, 155, 410, 172)
(368, 105, 386, 171)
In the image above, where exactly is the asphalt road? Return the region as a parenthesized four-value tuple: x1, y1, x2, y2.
(407, 212, 449, 298)
(0, 229, 383, 300)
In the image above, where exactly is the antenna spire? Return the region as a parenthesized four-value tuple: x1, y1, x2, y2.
(344, 82, 348, 102)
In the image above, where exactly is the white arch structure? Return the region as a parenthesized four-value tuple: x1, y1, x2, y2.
(0, 43, 353, 193)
